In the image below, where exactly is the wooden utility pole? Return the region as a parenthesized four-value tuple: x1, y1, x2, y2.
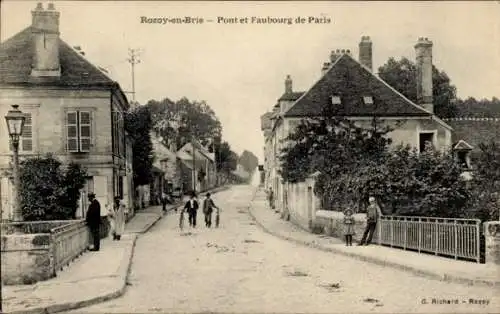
(191, 137, 196, 193)
(127, 48, 141, 102)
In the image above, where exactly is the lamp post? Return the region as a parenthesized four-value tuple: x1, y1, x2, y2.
(5, 105, 26, 222)
(1, 105, 25, 313)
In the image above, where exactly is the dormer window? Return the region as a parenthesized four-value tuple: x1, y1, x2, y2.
(331, 96, 341, 105)
(363, 96, 373, 104)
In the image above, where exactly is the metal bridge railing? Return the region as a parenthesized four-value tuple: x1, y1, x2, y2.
(376, 216, 481, 263)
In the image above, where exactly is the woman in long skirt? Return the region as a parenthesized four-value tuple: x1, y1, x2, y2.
(111, 196, 126, 240)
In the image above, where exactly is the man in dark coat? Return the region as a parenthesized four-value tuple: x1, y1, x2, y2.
(184, 192, 199, 228)
(203, 193, 219, 228)
(86, 193, 101, 251)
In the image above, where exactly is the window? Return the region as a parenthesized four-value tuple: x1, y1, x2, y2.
(363, 96, 373, 104)
(419, 132, 435, 153)
(66, 111, 92, 152)
(331, 96, 341, 105)
(21, 113, 33, 152)
(112, 111, 125, 157)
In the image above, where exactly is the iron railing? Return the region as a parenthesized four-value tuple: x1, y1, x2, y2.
(376, 216, 481, 263)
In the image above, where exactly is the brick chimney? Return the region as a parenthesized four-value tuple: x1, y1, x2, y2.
(31, 3, 61, 77)
(359, 36, 372, 71)
(321, 62, 330, 75)
(415, 37, 433, 113)
(285, 75, 292, 94)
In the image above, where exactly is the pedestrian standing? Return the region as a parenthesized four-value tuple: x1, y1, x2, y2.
(268, 188, 275, 210)
(203, 193, 219, 228)
(85, 193, 101, 251)
(161, 191, 168, 212)
(184, 192, 199, 228)
(110, 196, 126, 240)
(343, 208, 355, 246)
(358, 196, 382, 246)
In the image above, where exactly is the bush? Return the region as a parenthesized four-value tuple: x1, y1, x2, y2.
(20, 154, 87, 221)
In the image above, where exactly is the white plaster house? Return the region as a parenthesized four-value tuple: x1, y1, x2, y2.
(0, 3, 133, 219)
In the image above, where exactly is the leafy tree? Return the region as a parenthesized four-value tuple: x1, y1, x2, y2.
(467, 140, 500, 221)
(19, 155, 86, 221)
(239, 150, 259, 174)
(215, 141, 238, 174)
(146, 97, 222, 149)
(125, 105, 154, 186)
(455, 97, 500, 117)
(378, 57, 458, 118)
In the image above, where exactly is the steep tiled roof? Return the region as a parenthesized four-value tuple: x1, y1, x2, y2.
(284, 54, 432, 118)
(446, 118, 500, 150)
(0, 27, 115, 87)
(278, 91, 305, 101)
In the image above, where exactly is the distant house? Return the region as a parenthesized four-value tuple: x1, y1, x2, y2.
(151, 135, 181, 194)
(263, 36, 453, 212)
(177, 140, 216, 194)
(0, 3, 133, 219)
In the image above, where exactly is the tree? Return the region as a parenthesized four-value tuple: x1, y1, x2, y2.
(467, 140, 500, 221)
(19, 155, 87, 221)
(125, 105, 154, 187)
(215, 141, 238, 174)
(455, 97, 500, 117)
(238, 150, 259, 174)
(378, 57, 458, 118)
(146, 97, 222, 149)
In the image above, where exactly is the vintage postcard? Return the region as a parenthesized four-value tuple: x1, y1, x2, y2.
(0, 1, 499, 313)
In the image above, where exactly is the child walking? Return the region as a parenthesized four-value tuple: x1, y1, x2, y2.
(343, 208, 355, 246)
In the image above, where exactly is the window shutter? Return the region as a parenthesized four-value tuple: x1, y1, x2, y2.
(21, 113, 33, 152)
(66, 111, 79, 152)
(79, 111, 92, 152)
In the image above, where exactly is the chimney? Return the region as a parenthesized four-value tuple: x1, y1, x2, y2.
(359, 36, 373, 71)
(31, 3, 61, 77)
(285, 75, 292, 94)
(415, 37, 433, 113)
(321, 62, 330, 75)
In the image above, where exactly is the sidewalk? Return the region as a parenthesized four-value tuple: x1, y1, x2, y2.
(1, 204, 177, 314)
(1, 186, 228, 314)
(248, 188, 500, 288)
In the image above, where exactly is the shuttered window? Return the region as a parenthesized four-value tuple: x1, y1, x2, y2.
(79, 111, 91, 152)
(21, 113, 33, 152)
(66, 110, 92, 152)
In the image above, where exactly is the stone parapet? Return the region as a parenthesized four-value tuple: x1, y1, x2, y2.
(484, 221, 500, 266)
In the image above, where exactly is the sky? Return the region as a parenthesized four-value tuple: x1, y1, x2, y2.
(2, 1, 499, 162)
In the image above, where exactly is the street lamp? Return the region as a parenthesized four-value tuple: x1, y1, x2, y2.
(5, 105, 26, 222)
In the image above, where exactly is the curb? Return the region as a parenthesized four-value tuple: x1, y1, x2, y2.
(247, 191, 500, 288)
(6, 235, 138, 314)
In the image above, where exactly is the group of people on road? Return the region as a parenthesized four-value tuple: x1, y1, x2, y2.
(181, 192, 220, 229)
(85, 193, 127, 252)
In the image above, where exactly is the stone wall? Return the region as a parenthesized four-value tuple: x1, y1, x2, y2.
(314, 210, 374, 242)
(1, 220, 91, 285)
(484, 221, 500, 266)
(1, 232, 54, 284)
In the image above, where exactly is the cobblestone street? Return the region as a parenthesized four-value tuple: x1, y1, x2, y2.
(66, 185, 499, 313)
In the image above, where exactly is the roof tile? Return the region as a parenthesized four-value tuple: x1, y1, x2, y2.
(284, 54, 431, 117)
(0, 27, 115, 87)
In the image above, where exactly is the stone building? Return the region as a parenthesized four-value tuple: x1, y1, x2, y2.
(0, 3, 133, 219)
(262, 36, 453, 224)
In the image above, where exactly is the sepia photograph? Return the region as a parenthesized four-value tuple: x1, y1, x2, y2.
(0, 1, 499, 313)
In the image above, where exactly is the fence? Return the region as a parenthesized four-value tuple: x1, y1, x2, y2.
(50, 220, 89, 272)
(377, 216, 481, 263)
